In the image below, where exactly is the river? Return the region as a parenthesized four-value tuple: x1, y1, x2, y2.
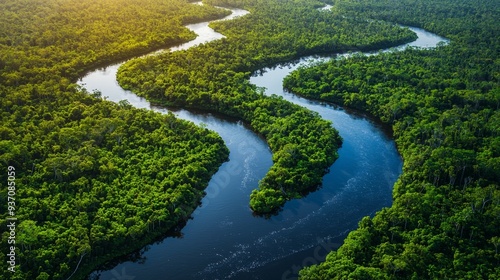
(78, 4, 448, 280)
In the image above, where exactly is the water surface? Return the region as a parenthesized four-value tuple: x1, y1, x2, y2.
(79, 5, 447, 280)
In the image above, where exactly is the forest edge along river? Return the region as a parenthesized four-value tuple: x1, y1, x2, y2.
(78, 3, 448, 280)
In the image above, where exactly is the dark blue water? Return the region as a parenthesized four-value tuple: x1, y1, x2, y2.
(79, 4, 447, 280)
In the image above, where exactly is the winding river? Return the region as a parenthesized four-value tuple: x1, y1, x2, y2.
(78, 4, 448, 280)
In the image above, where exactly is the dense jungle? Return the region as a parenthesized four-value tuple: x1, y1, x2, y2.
(0, 0, 498, 279)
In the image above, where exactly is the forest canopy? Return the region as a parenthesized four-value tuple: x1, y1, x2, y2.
(2, 0, 496, 279)
(0, 1, 230, 279)
(282, 0, 500, 279)
(117, 0, 418, 213)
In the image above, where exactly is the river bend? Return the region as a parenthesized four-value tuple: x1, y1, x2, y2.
(78, 4, 448, 280)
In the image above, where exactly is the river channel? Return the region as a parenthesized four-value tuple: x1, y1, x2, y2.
(79, 4, 448, 280)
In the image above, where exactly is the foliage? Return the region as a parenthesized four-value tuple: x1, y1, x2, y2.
(0, 0, 230, 86)
(282, 0, 500, 278)
(0, 1, 230, 279)
(117, 0, 418, 214)
(2, 0, 488, 278)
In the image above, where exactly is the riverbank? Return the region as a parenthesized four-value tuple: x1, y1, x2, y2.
(293, 0, 499, 278)
(83, 1, 446, 279)
(0, 2, 233, 280)
(116, 0, 421, 214)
